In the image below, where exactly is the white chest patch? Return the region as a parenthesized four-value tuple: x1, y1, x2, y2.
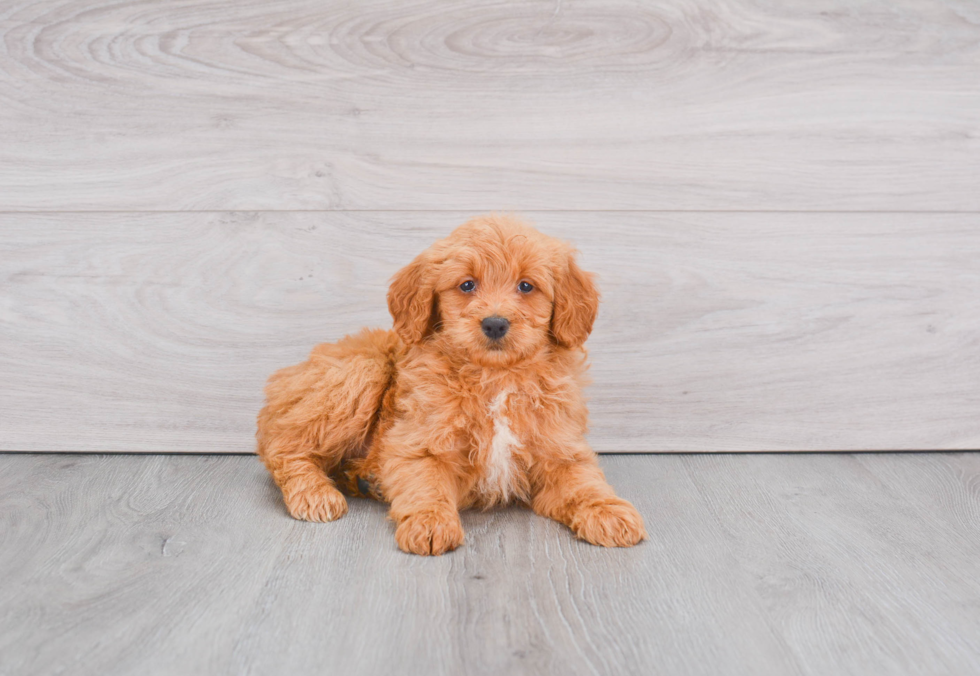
(479, 391, 522, 502)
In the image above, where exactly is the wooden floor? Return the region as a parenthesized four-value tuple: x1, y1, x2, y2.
(3, 452, 980, 675)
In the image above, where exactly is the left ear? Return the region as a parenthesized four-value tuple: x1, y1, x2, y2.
(387, 249, 439, 345)
(550, 249, 599, 349)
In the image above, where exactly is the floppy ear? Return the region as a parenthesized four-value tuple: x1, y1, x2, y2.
(551, 250, 599, 349)
(387, 251, 439, 345)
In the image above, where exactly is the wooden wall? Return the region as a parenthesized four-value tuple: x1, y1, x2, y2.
(1, 0, 978, 451)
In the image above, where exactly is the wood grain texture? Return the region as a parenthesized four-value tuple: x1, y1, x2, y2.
(685, 453, 980, 674)
(1, 0, 978, 211)
(2, 211, 978, 452)
(2, 452, 980, 675)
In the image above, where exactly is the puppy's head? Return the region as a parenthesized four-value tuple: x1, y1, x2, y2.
(387, 215, 599, 366)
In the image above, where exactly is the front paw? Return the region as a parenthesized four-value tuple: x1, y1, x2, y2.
(395, 510, 465, 556)
(570, 499, 647, 547)
(283, 481, 348, 522)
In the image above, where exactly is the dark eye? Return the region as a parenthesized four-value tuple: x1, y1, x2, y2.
(518, 281, 534, 293)
(459, 280, 476, 293)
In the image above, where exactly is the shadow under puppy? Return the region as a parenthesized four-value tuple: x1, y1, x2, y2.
(257, 214, 646, 555)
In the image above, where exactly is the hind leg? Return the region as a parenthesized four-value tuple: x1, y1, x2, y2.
(277, 457, 348, 523)
(261, 438, 348, 522)
(257, 329, 400, 523)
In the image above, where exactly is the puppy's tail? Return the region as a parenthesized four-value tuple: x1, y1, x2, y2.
(256, 328, 402, 486)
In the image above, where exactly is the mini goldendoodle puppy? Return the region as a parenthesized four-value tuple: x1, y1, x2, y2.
(257, 214, 646, 555)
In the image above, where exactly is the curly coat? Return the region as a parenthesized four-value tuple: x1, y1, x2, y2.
(257, 214, 646, 555)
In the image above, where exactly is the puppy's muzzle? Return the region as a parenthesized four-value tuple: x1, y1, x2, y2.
(481, 316, 510, 341)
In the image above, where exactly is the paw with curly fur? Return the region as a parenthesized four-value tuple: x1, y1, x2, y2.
(395, 510, 465, 556)
(570, 499, 647, 548)
(283, 480, 349, 522)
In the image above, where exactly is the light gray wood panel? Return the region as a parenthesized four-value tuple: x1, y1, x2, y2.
(2, 453, 980, 675)
(854, 452, 980, 545)
(683, 452, 980, 675)
(2, 211, 978, 452)
(1, 0, 978, 211)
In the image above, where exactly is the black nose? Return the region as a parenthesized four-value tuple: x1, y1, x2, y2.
(481, 316, 510, 341)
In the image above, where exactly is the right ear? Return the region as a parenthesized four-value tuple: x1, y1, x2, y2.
(387, 251, 438, 345)
(550, 249, 599, 349)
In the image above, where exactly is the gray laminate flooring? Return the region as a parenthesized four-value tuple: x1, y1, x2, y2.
(2, 452, 979, 675)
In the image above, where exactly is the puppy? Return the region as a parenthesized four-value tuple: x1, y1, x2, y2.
(257, 214, 646, 555)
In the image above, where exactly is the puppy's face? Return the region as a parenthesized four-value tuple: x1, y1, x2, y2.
(388, 216, 599, 366)
(435, 236, 556, 366)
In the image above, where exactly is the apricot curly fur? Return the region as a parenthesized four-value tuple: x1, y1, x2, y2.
(257, 214, 646, 555)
